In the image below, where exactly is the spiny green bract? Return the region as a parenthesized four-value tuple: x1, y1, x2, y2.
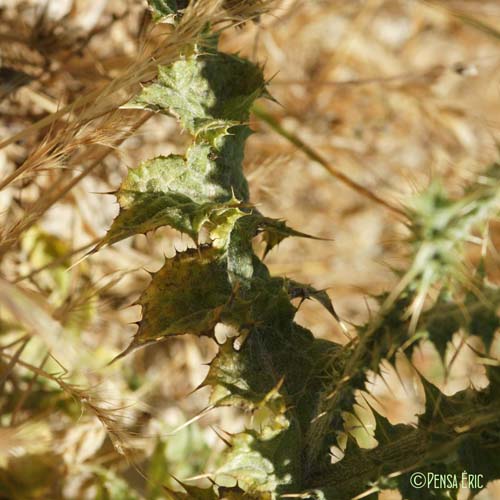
(406, 175, 499, 295)
(100, 2, 500, 498)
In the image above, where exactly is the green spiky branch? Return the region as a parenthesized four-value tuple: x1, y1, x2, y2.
(98, 2, 500, 498)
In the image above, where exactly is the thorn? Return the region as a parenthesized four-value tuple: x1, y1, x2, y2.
(210, 425, 232, 447)
(106, 338, 145, 366)
(85, 245, 99, 257)
(164, 405, 214, 436)
(65, 251, 92, 272)
(187, 380, 206, 397)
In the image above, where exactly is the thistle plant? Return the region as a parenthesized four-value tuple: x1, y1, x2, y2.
(97, 2, 500, 499)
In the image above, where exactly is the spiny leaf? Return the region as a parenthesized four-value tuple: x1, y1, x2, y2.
(226, 214, 324, 285)
(285, 279, 340, 321)
(356, 294, 413, 369)
(423, 299, 462, 360)
(371, 409, 414, 446)
(209, 200, 248, 249)
(208, 324, 345, 496)
(207, 329, 305, 495)
(419, 377, 476, 429)
(127, 51, 266, 135)
(259, 217, 327, 258)
(135, 246, 232, 343)
(227, 215, 260, 284)
(186, 137, 251, 202)
(420, 281, 500, 358)
(215, 426, 302, 495)
(98, 148, 248, 249)
(466, 282, 500, 352)
(203, 340, 289, 437)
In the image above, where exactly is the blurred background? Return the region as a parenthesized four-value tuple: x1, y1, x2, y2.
(0, 0, 499, 498)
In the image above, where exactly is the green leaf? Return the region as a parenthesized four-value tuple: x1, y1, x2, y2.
(419, 377, 477, 430)
(226, 214, 323, 285)
(259, 217, 326, 258)
(186, 137, 251, 202)
(227, 215, 260, 285)
(355, 294, 413, 370)
(215, 427, 302, 495)
(206, 333, 302, 495)
(98, 150, 247, 249)
(285, 279, 340, 321)
(372, 410, 413, 446)
(422, 298, 462, 360)
(134, 246, 232, 344)
(205, 323, 345, 496)
(203, 340, 289, 437)
(127, 51, 266, 135)
(466, 283, 500, 352)
(418, 279, 500, 359)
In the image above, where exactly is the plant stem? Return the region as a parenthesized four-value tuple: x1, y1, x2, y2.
(252, 104, 408, 220)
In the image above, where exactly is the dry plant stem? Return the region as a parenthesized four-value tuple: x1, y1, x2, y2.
(10, 351, 50, 425)
(0, 48, 151, 157)
(271, 63, 451, 87)
(454, 13, 500, 41)
(44, 113, 152, 207)
(421, 0, 500, 41)
(0, 338, 29, 390)
(0, 0, 259, 156)
(0, 351, 131, 453)
(252, 105, 409, 220)
(0, 86, 118, 154)
(0, 113, 151, 257)
(13, 238, 100, 283)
